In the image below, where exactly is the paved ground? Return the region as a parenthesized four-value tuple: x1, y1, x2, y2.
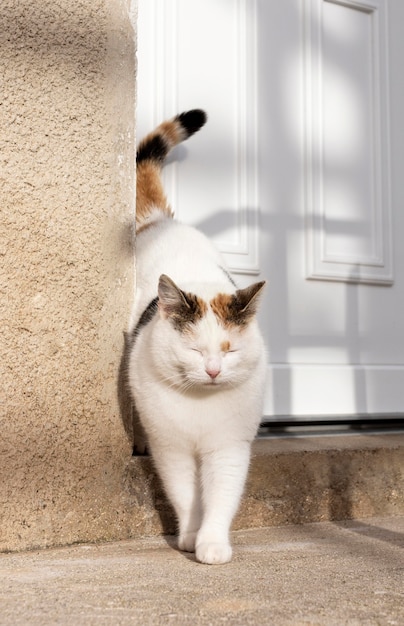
(1, 516, 403, 625)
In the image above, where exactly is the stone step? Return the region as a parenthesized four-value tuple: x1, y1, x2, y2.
(125, 433, 404, 537)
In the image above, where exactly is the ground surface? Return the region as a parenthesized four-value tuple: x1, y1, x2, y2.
(1, 516, 403, 625)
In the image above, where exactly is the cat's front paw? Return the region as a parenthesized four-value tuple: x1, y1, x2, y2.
(178, 532, 197, 553)
(195, 542, 232, 565)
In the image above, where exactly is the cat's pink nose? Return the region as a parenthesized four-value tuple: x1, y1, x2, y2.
(206, 367, 220, 379)
(205, 357, 221, 380)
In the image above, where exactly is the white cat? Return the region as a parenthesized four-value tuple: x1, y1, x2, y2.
(128, 110, 267, 564)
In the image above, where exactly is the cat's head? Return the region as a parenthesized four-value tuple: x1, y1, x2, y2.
(152, 274, 265, 390)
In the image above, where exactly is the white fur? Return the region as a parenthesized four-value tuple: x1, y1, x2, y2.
(128, 214, 266, 564)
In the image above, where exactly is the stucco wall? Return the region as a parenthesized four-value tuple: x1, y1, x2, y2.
(0, 0, 140, 551)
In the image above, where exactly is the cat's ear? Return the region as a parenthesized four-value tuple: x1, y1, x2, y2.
(234, 281, 266, 320)
(157, 275, 207, 328)
(158, 274, 188, 318)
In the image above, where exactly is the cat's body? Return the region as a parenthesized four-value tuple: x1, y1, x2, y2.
(128, 110, 267, 564)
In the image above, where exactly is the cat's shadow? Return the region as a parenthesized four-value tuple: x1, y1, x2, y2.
(162, 536, 199, 563)
(118, 331, 148, 454)
(118, 331, 177, 537)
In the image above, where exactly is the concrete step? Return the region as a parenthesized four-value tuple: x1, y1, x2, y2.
(125, 433, 404, 537)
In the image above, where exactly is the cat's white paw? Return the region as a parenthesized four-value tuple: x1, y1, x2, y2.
(178, 532, 197, 553)
(195, 542, 233, 565)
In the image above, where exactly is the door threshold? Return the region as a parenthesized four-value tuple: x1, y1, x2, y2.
(258, 414, 404, 439)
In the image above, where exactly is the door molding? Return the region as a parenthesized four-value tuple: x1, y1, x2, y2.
(304, 0, 393, 284)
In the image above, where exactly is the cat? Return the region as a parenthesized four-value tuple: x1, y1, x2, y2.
(128, 109, 267, 564)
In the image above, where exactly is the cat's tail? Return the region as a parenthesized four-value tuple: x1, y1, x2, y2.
(136, 109, 207, 231)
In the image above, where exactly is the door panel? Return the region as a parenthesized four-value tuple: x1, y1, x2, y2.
(137, 0, 404, 418)
(137, 0, 260, 275)
(305, 0, 393, 284)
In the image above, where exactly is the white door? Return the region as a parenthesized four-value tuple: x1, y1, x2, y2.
(136, 0, 404, 419)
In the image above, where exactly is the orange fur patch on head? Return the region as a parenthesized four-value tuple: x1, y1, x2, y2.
(210, 294, 231, 314)
(210, 293, 239, 328)
(220, 340, 231, 352)
(210, 282, 265, 328)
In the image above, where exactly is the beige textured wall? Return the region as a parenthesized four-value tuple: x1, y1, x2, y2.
(0, 0, 139, 551)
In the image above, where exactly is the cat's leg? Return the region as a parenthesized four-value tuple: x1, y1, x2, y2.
(152, 447, 202, 553)
(196, 443, 251, 565)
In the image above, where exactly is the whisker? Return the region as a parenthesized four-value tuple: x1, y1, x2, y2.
(161, 372, 197, 392)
